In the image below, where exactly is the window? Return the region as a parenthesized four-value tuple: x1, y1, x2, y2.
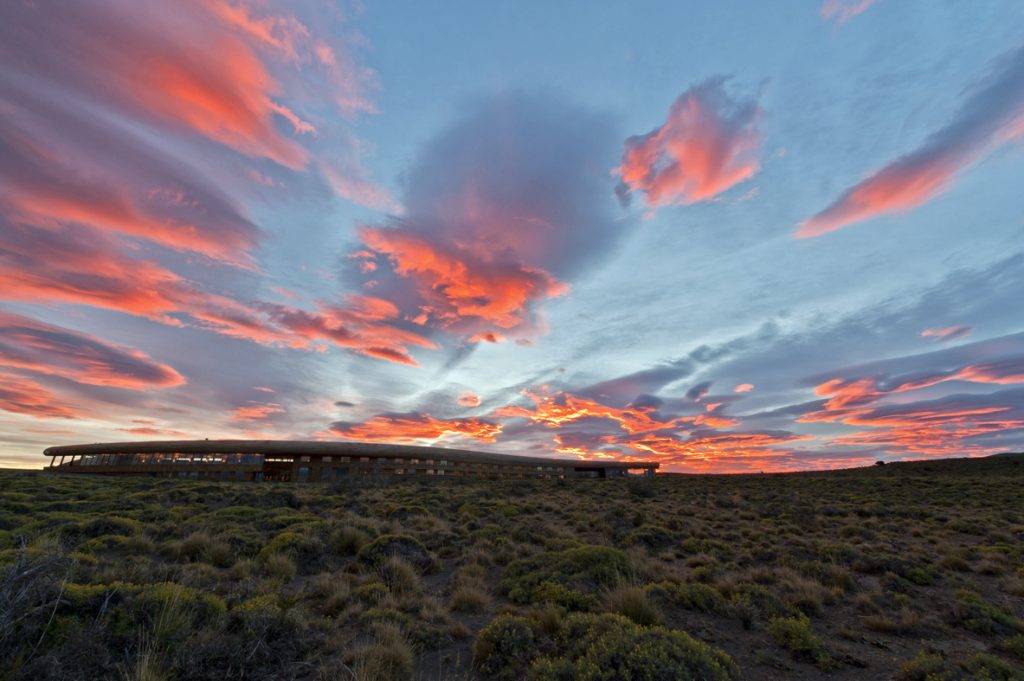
(298, 466, 309, 482)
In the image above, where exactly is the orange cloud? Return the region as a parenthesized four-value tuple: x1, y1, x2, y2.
(0, 98, 261, 265)
(359, 226, 568, 336)
(117, 419, 190, 437)
(734, 383, 754, 393)
(3, 1, 316, 168)
(331, 413, 502, 443)
(0, 372, 82, 420)
(458, 391, 482, 407)
(231, 402, 286, 421)
(80, 1, 311, 168)
(616, 430, 811, 473)
(797, 157, 959, 237)
(693, 413, 740, 428)
(0, 311, 184, 390)
(830, 402, 1024, 456)
(798, 43, 1024, 237)
(803, 357, 1024, 423)
(617, 77, 761, 207)
(496, 389, 674, 435)
(0, 223, 436, 366)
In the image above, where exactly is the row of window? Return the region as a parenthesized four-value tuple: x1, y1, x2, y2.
(293, 465, 569, 482)
(287, 455, 570, 472)
(63, 453, 264, 466)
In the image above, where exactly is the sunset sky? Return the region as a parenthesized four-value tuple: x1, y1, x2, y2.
(2, 0, 1024, 472)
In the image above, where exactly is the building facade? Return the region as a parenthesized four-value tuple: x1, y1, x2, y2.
(43, 440, 658, 482)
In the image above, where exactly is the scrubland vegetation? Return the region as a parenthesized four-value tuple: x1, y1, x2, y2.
(2, 455, 1023, 680)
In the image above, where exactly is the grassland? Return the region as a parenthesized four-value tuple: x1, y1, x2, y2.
(2, 455, 1023, 680)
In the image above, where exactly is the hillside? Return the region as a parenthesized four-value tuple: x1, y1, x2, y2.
(1, 456, 1022, 680)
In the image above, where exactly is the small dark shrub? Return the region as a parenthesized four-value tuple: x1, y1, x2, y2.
(358, 535, 437, 573)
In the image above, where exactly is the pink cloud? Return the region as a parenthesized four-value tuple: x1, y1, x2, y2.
(231, 402, 286, 421)
(734, 383, 755, 393)
(798, 43, 1024, 237)
(820, 0, 878, 27)
(616, 77, 761, 207)
(921, 325, 973, 343)
(458, 390, 482, 407)
(0, 221, 437, 366)
(0, 371, 83, 420)
(360, 226, 568, 336)
(0, 311, 184, 390)
(0, 0, 313, 168)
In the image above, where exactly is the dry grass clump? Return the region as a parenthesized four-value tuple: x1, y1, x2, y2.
(602, 584, 663, 626)
(329, 524, 370, 556)
(264, 553, 297, 582)
(862, 607, 921, 635)
(376, 555, 422, 599)
(450, 558, 491, 613)
(349, 623, 414, 681)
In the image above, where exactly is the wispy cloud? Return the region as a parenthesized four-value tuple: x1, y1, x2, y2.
(799, 43, 1024, 237)
(819, 0, 878, 27)
(921, 325, 973, 343)
(0, 311, 184, 390)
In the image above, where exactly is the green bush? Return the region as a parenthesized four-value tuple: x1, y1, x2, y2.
(729, 583, 797, 628)
(961, 653, 1020, 681)
(673, 583, 732, 615)
(536, 613, 738, 681)
(767, 614, 832, 670)
(952, 589, 1024, 635)
(474, 615, 541, 681)
(502, 544, 633, 609)
(387, 504, 429, 521)
(999, 633, 1024, 661)
(626, 524, 676, 550)
(898, 650, 949, 681)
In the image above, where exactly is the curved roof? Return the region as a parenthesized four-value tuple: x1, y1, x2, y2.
(43, 439, 658, 469)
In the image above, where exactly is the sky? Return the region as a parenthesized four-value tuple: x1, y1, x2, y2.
(2, 0, 1024, 473)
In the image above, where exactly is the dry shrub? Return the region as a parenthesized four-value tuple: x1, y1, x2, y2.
(451, 583, 490, 613)
(862, 607, 921, 635)
(377, 556, 421, 599)
(265, 554, 296, 582)
(350, 623, 414, 681)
